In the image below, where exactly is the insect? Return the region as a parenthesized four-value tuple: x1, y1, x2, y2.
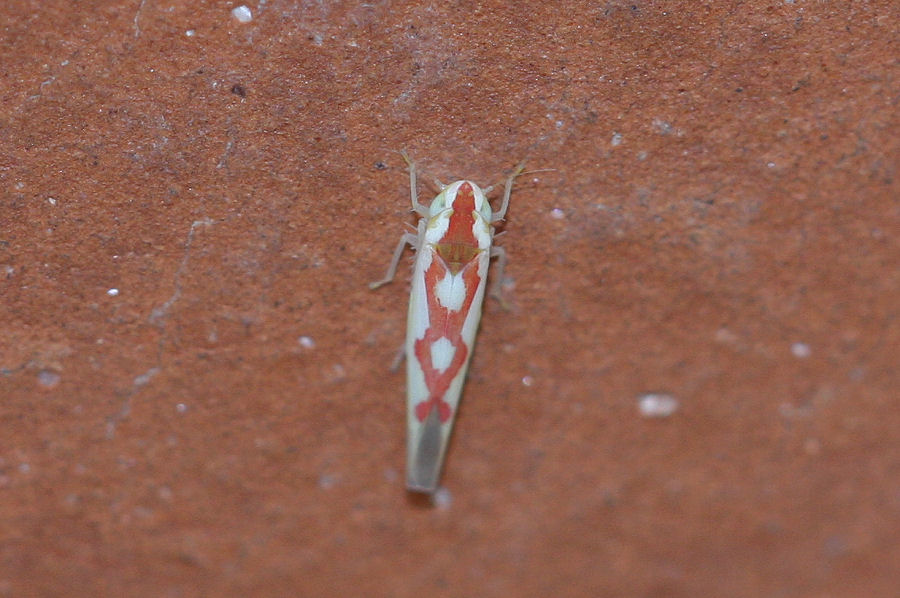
(370, 152, 524, 493)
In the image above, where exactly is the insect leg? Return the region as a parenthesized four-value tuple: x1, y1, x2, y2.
(489, 245, 511, 308)
(400, 150, 430, 217)
(369, 232, 419, 289)
(492, 162, 526, 222)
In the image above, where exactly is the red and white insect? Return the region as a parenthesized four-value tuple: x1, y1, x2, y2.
(370, 152, 524, 493)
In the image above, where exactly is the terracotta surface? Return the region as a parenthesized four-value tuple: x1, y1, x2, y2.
(2, 1, 898, 596)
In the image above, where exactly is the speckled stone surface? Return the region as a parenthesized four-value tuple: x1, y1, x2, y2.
(2, 1, 898, 596)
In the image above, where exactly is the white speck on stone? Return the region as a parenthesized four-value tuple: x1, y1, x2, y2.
(715, 328, 740, 344)
(48, 197, 57, 206)
(611, 132, 623, 146)
(324, 363, 347, 383)
(133, 367, 160, 388)
(638, 393, 679, 418)
(767, 161, 776, 168)
(637, 151, 648, 161)
(522, 375, 534, 387)
(432, 487, 452, 509)
(107, 288, 119, 296)
(186, 29, 195, 37)
(791, 342, 811, 358)
(37, 370, 60, 388)
(232, 5, 252, 23)
(298, 336, 316, 349)
(550, 208, 565, 220)
(652, 118, 673, 135)
(175, 403, 187, 413)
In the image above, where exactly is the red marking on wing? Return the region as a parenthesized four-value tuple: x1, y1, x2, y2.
(412, 241, 483, 423)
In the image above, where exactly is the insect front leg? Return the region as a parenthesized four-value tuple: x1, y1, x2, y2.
(492, 162, 526, 223)
(400, 150, 430, 217)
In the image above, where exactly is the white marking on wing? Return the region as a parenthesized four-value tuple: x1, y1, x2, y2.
(435, 271, 466, 311)
(430, 337, 456, 373)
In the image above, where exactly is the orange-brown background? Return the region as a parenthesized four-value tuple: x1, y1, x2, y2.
(2, 1, 898, 596)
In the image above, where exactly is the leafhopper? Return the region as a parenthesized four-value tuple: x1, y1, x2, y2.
(371, 152, 524, 493)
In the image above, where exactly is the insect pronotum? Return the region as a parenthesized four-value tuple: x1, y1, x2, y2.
(370, 152, 524, 493)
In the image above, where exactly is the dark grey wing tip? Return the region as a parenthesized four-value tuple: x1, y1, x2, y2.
(406, 407, 444, 494)
(406, 480, 438, 494)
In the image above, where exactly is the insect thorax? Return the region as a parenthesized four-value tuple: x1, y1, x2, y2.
(433, 243, 483, 275)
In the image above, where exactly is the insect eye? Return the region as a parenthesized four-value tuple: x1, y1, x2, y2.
(429, 196, 451, 217)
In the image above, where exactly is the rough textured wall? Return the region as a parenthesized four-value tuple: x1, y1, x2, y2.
(2, 1, 898, 596)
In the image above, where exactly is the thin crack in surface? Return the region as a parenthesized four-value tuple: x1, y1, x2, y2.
(149, 218, 215, 328)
